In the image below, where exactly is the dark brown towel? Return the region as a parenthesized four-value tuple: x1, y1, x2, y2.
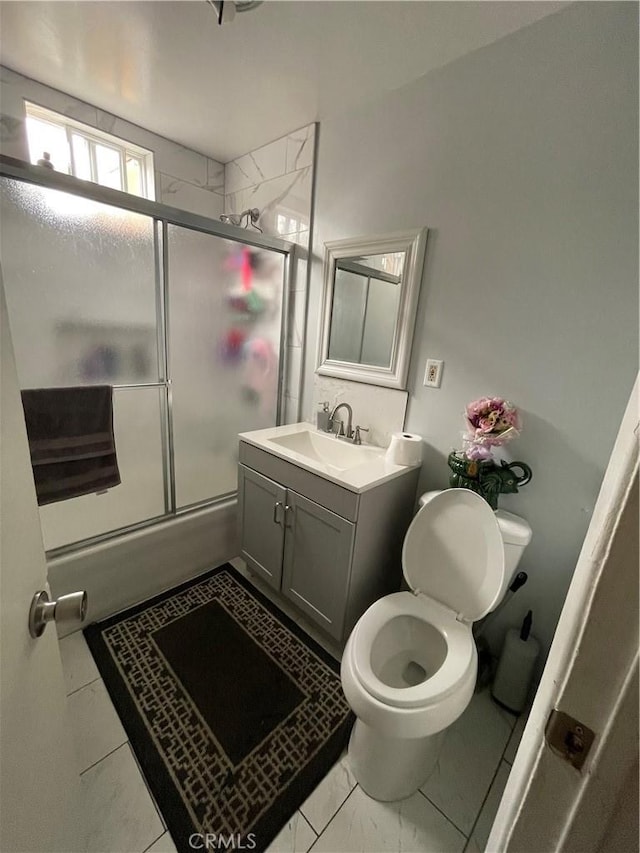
(20, 386, 121, 506)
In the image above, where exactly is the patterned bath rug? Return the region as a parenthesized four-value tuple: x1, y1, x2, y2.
(84, 564, 353, 853)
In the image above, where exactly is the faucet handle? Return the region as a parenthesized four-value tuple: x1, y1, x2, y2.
(353, 425, 369, 445)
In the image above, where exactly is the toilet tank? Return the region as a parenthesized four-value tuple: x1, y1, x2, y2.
(494, 508, 532, 577)
(418, 491, 532, 603)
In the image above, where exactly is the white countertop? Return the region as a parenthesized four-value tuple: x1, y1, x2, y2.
(238, 422, 421, 493)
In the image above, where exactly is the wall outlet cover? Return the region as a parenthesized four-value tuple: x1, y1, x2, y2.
(424, 359, 444, 388)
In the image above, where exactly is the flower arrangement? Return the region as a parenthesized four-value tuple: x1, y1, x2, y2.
(448, 396, 531, 509)
(462, 396, 521, 461)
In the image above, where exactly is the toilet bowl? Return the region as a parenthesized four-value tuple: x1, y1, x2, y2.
(341, 488, 532, 801)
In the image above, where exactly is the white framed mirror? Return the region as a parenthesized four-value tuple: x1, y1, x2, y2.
(317, 228, 428, 389)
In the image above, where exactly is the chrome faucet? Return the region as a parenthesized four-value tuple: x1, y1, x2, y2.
(330, 403, 353, 439)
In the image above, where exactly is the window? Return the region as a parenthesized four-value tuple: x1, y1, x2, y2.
(275, 210, 309, 244)
(24, 102, 155, 200)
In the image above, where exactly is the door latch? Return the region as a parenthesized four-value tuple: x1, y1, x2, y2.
(545, 709, 595, 771)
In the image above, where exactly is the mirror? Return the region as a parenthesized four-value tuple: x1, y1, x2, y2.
(317, 229, 427, 389)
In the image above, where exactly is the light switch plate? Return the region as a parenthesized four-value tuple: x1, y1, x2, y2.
(424, 359, 444, 388)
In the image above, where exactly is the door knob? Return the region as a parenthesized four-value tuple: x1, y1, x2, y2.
(28, 590, 88, 638)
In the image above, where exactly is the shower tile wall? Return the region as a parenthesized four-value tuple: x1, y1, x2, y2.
(225, 123, 317, 424)
(0, 65, 315, 430)
(224, 123, 315, 248)
(0, 66, 225, 220)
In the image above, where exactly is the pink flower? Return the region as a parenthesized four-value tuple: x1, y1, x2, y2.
(461, 396, 522, 460)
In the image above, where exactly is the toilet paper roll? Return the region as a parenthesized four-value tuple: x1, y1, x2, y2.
(385, 432, 422, 466)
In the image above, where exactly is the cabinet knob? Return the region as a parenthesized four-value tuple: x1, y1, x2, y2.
(273, 500, 283, 524)
(284, 504, 293, 527)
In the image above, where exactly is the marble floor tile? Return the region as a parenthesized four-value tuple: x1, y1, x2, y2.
(59, 630, 100, 695)
(503, 711, 528, 765)
(266, 811, 317, 853)
(312, 786, 465, 853)
(300, 754, 357, 834)
(466, 760, 511, 853)
(68, 679, 127, 772)
(145, 831, 178, 853)
(420, 689, 514, 836)
(82, 743, 164, 853)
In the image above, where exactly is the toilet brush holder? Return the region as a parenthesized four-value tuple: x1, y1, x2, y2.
(491, 611, 539, 714)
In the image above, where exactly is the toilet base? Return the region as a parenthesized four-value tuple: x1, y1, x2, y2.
(347, 718, 445, 802)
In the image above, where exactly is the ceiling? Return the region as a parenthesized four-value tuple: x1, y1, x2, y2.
(0, 1, 568, 163)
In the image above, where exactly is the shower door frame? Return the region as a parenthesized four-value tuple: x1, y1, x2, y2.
(0, 155, 295, 557)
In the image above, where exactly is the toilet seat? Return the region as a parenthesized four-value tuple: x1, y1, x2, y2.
(403, 488, 505, 622)
(348, 489, 505, 714)
(351, 591, 474, 709)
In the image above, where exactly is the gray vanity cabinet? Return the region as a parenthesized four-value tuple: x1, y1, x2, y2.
(281, 491, 355, 638)
(238, 441, 420, 643)
(237, 466, 286, 590)
(238, 465, 355, 635)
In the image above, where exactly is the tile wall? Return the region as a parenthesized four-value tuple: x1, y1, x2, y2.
(0, 70, 316, 427)
(224, 124, 317, 425)
(0, 66, 225, 220)
(224, 123, 315, 247)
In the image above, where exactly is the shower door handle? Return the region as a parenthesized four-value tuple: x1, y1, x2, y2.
(28, 590, 88, 638)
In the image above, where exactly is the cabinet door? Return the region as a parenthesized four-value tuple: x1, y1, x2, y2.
(238, 464, 286, 590)
(282, 491, 355, 640)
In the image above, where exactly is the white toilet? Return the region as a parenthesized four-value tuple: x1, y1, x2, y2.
(341, 487, 532, 802)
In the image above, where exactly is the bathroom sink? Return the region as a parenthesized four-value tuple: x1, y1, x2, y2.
(268, 429, 381, 471)
(239, 422, 420, 493)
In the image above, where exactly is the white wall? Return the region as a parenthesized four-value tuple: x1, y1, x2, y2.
(0, 66, 225, 219)
(303, 2, 638, 660)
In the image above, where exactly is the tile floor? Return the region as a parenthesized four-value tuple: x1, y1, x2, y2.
(59, 564, 528, 853)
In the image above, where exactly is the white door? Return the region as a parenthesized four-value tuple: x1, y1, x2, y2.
(0, 278, 86, 852)
(488, 375, 639, 852)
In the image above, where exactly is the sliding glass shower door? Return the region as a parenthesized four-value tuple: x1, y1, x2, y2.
(167, 225, 285, 509)
(0, 177, 168, 550)
(0, 171, 289, 552)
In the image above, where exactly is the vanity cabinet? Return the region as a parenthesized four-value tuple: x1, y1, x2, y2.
(238, 466, 287, 589)
(239, 465, 355, 633)
(238, 440, 420, 643)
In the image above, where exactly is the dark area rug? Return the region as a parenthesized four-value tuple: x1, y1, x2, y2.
(84, 564, 353, 853)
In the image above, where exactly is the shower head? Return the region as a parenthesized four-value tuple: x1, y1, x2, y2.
(220, 208, 263, 232)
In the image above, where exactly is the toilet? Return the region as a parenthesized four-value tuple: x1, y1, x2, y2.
(341, 487, 532, 802)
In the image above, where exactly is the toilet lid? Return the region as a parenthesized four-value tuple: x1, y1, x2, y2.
(402, 488, 505, 622)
